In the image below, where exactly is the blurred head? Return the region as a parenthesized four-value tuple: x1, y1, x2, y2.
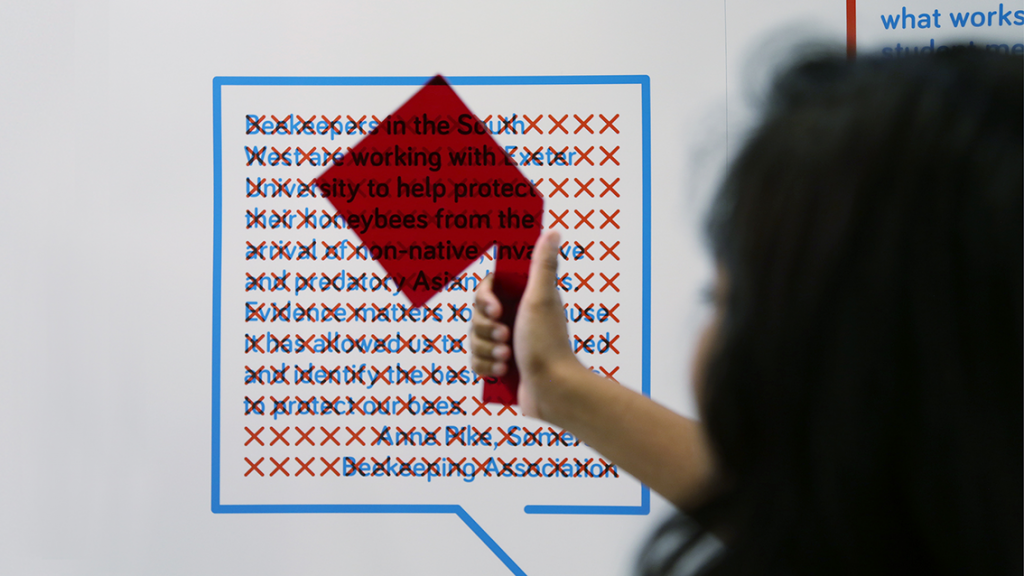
(692, 48, 1022, 575)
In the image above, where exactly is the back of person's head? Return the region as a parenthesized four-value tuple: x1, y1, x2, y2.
(647, 48, 1022, 575)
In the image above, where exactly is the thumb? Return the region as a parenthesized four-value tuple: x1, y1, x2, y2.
(524, 230, 561, 305)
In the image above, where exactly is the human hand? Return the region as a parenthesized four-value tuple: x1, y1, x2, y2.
(470, 231, 583, 419)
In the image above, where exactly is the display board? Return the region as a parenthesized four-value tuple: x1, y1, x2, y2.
(1, 1, 1019, 574)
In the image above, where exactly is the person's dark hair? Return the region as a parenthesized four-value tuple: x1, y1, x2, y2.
(644, 48, 1022, 575)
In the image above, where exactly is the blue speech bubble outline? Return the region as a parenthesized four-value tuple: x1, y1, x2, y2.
(212, 75, 652, 574)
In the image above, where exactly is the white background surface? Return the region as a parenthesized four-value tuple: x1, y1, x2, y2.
(0, 1, 859, 574)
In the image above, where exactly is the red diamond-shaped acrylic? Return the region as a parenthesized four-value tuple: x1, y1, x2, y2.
(317, 75, 543, 405)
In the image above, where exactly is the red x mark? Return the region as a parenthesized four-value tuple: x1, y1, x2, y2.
(599, 365, 620, 381)
(447, 426, 466, 446)
(447, 457, 467, 477)
(471, 426, 492, 446)
(244, 457, 264, 477)
(321, 303, 343, 322)
(321, 395, 342, 414)
(575, 209, 595, 229)
(574, 272, 595, 292)
(321, 146, 343, 166)
(246, 208, 266, 230)
(270, 426, 290, 446)
(244, 426, 264, 446)
(395, 427, 415, 446)
(471, 397, 492, 415)
(321, 115, 342, 135)
(547, 457, 570, 477)
(270, 114, 290, 134)
(548, 178, 569, 198)
(421, 334, 447, 356)
(246, 241, 266, 261)
(394, 396, 412, 415)
(270, 147, 292, 166)
(371, 426, 392, 446)
(295, 426, 315, 446)
(496, 427, 519, 447)
(497, 404, 518, 416)
(269, 365, 289, 384)
(421, 364, 443, 384)
(295, 334, 315, 353)
(346, 426, 365, 446)
(574, 458, 595, 477)
(246, 177, 265, 198)
(370, 334, 391, 355)
(270, 241, 292, 261)
(523, 458, 543, 477)
(345, 303, 364, 322)
(270, 272, 290, 292)
(424, 305, 443, 322)
(600, 241, 620, 261)
(270, 457, 290, 477)
(548, 426, 574, 446)
(447, 395, 467, 413)
(577, 241, 595, 260)
(245, 396, 264, 415)
(423, 457, 442, 477)
(295, 114, 315, 134)
(294, 366, 314, 385)
(599, 334, 621, 354)
(523, 427, 543, 446)
(574, 114, 594, 134)
(575, 178, 594, 198)
(600, 146, 620, 166)
(245, 272, 266, 292)
(346, 396, 366, 415)
(548, 114, 568, 134)
(548, 146, 570, 166)
(599, 113, 619, 134)
(549, 209, 569, 229)
(321, 426, 341, 446)
(600, 273, 620, 293)
(296, 147, 316, 166)
(246, 146, 266, 166)
(574, 145, 594, 166)
(600, 209, 620, 230)
(472, 458, 492, 477)
(246, 115, 266, 134)
(447, 334, 467, 353)
(346, 114, 366, 134)
(597, 458, 619, 477)
(497, 114, 518, 135)
(574, 335, 595, 353)
(600, 303, 620, 322)
(522, 146, 543, 166)
(600, 177, 620, 198)
(345, 457, 367, 477)
(497, 458, 518, 477)
(295, 457, 315, 477)
(244, 364, 265, 384)
(523, 114, 542, 134)
(321, 457, 341, 477)
(396, 457, 417, 477)
(422, 427, 441, 446)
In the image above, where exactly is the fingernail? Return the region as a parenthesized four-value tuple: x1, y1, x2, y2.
(493, 344, 510, 361)
(492, 326, 507, 341)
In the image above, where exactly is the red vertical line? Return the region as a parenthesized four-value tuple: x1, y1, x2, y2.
(847, 0, 857, 60)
